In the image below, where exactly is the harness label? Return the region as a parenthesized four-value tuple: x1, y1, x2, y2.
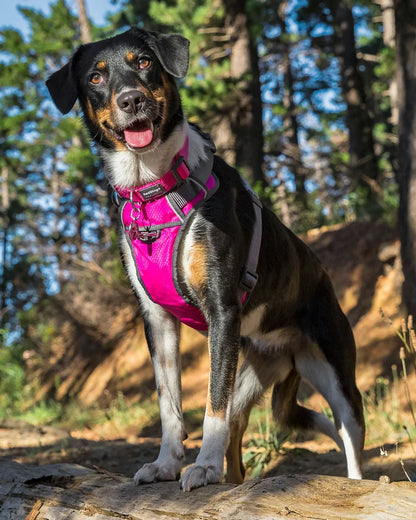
(139, 183, 166, 200)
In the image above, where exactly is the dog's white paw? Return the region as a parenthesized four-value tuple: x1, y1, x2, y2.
(134, 460, 181, 485)
(179, 464, 222, 492)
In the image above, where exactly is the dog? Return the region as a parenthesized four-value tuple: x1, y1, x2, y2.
(46, 27, 365, 491)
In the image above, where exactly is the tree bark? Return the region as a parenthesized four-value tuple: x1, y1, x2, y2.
(0, 166, 10, 327)
(2, 460, 415, 519)
(214, 0, 266, 187)
(331, 0, 381, 214)
(278, 1, 308, 211)
(76, 0, 92, 44)
(394, 0, 416, 317)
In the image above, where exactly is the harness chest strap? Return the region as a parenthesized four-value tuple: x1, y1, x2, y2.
(113, 142, 262, 330)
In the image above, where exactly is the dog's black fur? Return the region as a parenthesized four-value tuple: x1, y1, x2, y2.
(47, 28, 365, 491)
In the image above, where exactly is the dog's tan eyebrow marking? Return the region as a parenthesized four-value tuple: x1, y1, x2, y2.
(126, 51, 136, 63)
(96, 61, 107, 70)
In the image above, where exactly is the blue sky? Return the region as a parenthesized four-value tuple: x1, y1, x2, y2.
(2, 0, 119, 34)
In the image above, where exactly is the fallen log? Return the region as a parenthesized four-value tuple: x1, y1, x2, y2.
(1, 460, 415, 519)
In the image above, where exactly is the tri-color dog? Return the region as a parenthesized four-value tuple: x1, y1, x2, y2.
(46, 27, 365, 491)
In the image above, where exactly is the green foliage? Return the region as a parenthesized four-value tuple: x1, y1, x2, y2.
(0, 331, 25, 416)
(243, 410, 290, 478)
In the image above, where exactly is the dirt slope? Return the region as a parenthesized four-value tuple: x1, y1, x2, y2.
(26, 220, 404, 409)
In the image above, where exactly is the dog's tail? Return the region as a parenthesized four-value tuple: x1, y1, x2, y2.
(271, 369, 344, 451)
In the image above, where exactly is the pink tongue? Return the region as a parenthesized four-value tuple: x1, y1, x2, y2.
(124, 122, 153, 148)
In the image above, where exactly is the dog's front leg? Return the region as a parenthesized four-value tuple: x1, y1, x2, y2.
(180, 304, 240, 491)
(134, 306, 185, 484)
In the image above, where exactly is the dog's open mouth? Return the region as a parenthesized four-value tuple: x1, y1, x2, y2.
(123, 120, 154, 148)
(106, 117, 161, 150)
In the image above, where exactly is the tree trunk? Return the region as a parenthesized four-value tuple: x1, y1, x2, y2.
(331, 1, 381, 214)
(0, 166, 10, 327)
(378, 0, 398, 124)
(2, 460, 415, 519)
(278, 1, 308, 211)
(76, 0, 92, 44)
(394, 0, 416, 317)
(214, 0, 265, 187)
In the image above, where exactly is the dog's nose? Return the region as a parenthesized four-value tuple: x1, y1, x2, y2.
(117, 90, 146, 114)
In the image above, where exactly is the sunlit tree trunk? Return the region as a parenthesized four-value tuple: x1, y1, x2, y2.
(278, 1, 308, 211)
(377, 0, 398, 124)
(213, 0, 265, 187)
(331, 0, 381, 215)
(0, 166, 10, 327)
(76, 0, 92, 43)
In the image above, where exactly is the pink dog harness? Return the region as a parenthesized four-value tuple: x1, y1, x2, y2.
(114, 137, 262, 332)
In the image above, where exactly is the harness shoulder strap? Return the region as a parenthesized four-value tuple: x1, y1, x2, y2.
(240, 191, 262, 304)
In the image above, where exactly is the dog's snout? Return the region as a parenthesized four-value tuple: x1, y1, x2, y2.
(117, 90, 145, 114)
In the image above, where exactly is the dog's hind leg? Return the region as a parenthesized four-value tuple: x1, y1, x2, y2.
(226, 341, 293, 483)
(271, 368, 344, 450)
(293, 276, 365, 479)
(294, 305, 365, 480)
(295, 347, 364, 479)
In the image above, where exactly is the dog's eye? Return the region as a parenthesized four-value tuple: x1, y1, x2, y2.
(89, 72, 103, 85)
(138, 57, 151, 70)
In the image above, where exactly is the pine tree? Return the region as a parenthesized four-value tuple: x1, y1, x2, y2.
(0, 0, 107, 332)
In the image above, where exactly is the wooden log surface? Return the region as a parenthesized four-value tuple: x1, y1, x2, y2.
(1, 460, 415, 520)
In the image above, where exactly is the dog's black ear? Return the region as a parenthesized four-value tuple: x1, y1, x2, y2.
(46, 57, 78, 115)
(148, 33, 190, 79)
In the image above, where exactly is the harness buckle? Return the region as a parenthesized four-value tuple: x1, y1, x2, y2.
(240, 268, 259, 292)
(171, 155, 190, 184)
(129, 223, 161, 243)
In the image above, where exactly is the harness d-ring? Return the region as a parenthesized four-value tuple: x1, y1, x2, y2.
(130, 190, 142, 221)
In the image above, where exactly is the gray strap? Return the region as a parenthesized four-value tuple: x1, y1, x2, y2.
(167, 148, 217, 219)
(239, 191, 262, 304)
(172, 149, 215, 208)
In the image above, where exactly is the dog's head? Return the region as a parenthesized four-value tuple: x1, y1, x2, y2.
(46, 28, 190, 152)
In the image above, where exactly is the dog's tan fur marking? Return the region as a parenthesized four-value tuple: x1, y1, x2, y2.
(187, 242, 208, 291)
(126, 51, 136, 63)
(94, 93, 126, 151)
(96, 61, 106, 71)
(86, 98, 95, 122)
(152, 87, 166, 104)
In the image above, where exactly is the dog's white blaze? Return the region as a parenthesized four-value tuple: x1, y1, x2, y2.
(101, 121, 207, 189)
(295, 349, 363, 478)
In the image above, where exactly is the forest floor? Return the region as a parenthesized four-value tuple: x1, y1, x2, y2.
(0, 417, 415, 484)
(1, 220, 416, 486)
